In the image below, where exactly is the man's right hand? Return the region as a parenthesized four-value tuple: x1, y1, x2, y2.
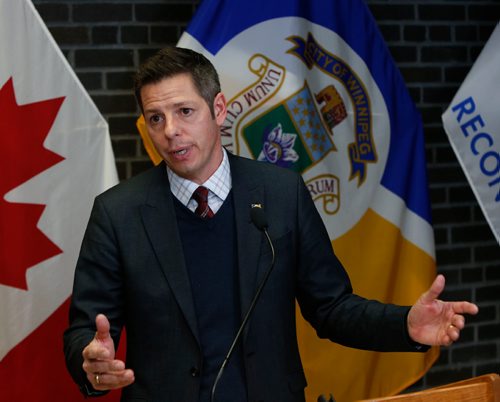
(82, 314, 135, 390)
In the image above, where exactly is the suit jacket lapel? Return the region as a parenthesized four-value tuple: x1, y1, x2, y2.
(229, 155, 265, 336)
(137, 157, 265, 348)
(139, 164, 200, 345)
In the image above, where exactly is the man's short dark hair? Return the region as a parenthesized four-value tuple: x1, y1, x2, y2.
(134, 47, 221, 117)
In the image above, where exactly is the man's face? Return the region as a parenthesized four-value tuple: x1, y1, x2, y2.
(141, 73, 227, 184)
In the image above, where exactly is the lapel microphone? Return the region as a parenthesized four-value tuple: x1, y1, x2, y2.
(210, 204, 276, 402)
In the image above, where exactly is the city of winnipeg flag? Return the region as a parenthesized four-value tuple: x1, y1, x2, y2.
(0, 0, 118, 400)
(137, 0, 438, 400)
(442, 23, 500, 244)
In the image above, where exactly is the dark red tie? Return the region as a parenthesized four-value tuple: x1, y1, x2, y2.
(192, 186, 214, 218)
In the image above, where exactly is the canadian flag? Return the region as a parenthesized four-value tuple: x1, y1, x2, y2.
(0, 0, 120, 400)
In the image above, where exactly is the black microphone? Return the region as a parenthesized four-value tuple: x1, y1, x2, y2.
(250, 203, 268, 230)
(210, 204, 275, 402)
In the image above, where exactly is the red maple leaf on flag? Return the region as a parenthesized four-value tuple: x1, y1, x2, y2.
(0, 77, 65, 290)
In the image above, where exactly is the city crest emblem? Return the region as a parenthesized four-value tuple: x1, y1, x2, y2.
(242, 82, 345, 174)
(212, 27, 390, 239)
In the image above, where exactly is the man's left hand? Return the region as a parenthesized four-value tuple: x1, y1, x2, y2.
(407, 274, 479, 346)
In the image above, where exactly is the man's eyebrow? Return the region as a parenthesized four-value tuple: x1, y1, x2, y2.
(143, 108, 161, 115)
(143, 98, 198, 115)
(173, 101, 194, 108)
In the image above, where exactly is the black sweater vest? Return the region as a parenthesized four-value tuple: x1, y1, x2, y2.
(174, 192, 247, 402)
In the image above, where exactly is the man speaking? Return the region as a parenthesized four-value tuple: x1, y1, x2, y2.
(64, 47, 478, 402)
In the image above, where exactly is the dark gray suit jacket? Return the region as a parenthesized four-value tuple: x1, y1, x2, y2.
(64, 153, 418, 402)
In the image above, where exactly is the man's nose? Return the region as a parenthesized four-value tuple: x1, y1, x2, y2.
(163, 115, 179, 138)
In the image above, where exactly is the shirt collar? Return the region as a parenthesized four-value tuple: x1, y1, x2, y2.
(167, 148, 232, 207)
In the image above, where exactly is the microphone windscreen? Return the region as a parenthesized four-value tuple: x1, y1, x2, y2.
(250, 206, 268, 230)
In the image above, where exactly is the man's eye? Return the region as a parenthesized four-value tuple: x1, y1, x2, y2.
(149, 115, 162, 124)
(180, 108, 193, 116)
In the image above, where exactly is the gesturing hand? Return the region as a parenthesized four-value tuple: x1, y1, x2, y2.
(82, 314, 135, 391)
(407, 275, 479, 346)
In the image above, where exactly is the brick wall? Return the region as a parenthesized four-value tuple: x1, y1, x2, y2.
(364, 0, 500, 390)
(32, 0, 499, 393)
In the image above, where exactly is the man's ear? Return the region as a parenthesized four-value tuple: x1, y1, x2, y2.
(213, 92, 228, 124)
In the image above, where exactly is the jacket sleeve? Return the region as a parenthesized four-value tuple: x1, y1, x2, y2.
(63, 196, 124, 396)
(293, 174, 424, 352)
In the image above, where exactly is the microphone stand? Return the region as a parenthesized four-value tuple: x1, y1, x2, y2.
(210, 208, 275, 402)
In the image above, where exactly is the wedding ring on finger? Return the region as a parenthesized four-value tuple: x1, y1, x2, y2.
(95, 374, 100, 385)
